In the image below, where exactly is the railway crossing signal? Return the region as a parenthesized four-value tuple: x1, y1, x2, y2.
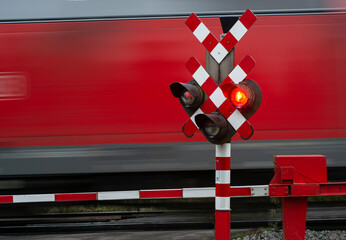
(170, 9, 260, 240)
(170, 11, 261, 144)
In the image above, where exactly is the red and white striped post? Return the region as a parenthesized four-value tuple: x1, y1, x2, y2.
(215, 143, 231, 240)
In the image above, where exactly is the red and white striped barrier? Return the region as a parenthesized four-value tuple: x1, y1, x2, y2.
(0, 185, 269, 204)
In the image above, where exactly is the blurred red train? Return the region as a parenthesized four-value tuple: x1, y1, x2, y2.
(0, 1, 345, 192)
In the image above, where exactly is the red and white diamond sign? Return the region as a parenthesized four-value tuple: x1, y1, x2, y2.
(183, 10, 257, 140)
(185, 9, 257, 64)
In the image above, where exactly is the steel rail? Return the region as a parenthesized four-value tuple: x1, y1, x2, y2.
(0, 211, 345, 233)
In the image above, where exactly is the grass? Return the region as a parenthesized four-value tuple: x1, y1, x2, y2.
(232, 233, 245, 239)
(308, 195, 346, 202)
(44, 204, 157, 213)
(231, 228, 270, 239)
(38, 198, 215, 213)
(270, 195, 346, 203)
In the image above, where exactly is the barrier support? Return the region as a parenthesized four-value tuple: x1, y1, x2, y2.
(282, 197, 307, 240)
(269, 155, 346, 240)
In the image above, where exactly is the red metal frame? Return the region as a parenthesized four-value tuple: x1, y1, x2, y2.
(269, 155, 346, 240)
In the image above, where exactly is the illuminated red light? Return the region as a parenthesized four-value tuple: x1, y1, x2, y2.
(184, 91, 192, 99)
(181, 91, 196, 106)
(230, 88, 248, 107)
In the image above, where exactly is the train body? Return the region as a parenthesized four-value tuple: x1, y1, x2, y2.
(0, 1, 345, 192)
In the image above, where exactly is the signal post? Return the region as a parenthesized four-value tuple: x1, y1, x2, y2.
(215, 143, 231, 239)
(170, 10, 261, 239)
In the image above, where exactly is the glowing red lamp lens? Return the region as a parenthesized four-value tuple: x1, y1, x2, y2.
(230, 88, 248, 107)
(181, 91, 196, 106)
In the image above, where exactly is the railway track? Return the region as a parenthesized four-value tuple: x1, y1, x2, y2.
(0, 204, 345, 234)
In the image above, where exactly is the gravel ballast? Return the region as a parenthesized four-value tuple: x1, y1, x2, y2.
(235, 229, 346, 240)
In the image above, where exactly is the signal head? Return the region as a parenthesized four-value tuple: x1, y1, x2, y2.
(195, 113, 233, 145)
(170, 81, 204, 108)
(221, 79, 262, 118)
(223, 82, 254, 109)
